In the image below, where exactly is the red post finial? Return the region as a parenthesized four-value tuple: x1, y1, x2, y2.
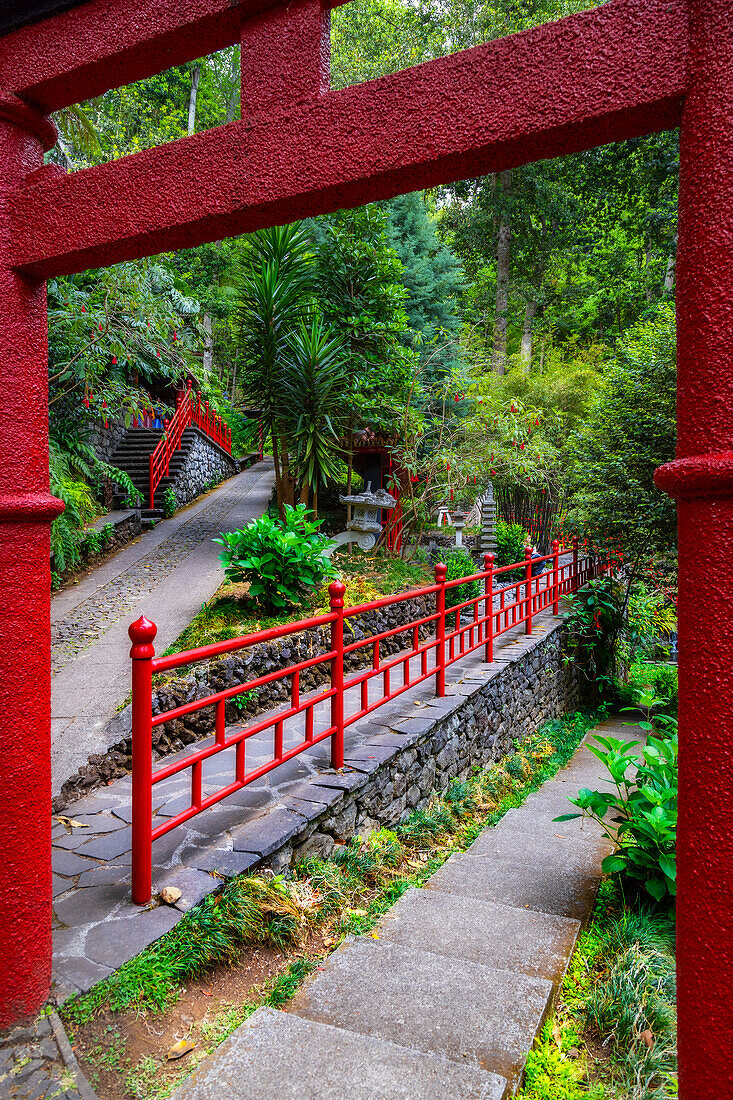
(129, 615, 157, 658)
(329, 579, 347, 608)
(434, 561, 447, 583)
(483, 552, 495, 570)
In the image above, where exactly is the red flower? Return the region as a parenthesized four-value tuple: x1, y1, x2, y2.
(111, 356, 117, 364)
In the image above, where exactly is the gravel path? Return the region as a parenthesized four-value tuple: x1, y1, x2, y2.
(50, 461, 275, 796)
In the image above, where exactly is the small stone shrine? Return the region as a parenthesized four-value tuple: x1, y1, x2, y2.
(326, 483, 398, 555)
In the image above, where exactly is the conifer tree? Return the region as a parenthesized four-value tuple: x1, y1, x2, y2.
(385, 191, 465, 391)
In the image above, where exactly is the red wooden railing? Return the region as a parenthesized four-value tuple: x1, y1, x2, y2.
(148, 383, 232, 509)
(128, 538, 603, 902)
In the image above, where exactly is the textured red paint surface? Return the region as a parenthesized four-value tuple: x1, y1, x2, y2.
(654, 0, 733, 1090)
(0, 102, 63, 1026)
(10, 0, 687, 279)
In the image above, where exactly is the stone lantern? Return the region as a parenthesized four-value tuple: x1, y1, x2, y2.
(326, 483, 398, 555)
(452, 510, 467, 548)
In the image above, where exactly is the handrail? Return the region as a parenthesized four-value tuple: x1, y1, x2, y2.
(128, 536, 602, 902)
(148, 383, 232, 509)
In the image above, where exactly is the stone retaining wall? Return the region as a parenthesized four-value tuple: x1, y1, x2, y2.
(269, 621, 597, 870)
(172, 431, 238, 507)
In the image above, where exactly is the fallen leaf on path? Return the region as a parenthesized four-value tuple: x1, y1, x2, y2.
(167, 1039, 195, 1061)
(54, 816, 89, 831)
(641, 1029, 654, 1048)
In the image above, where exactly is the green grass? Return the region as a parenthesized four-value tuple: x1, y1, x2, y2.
(63, 705, 605, 1032)
(519, 881, 677, 1100)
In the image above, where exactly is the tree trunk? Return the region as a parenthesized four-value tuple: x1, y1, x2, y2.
(492, 170, 512, 375)
(188, 65, 201, 136)
(271, 432, 284, 515)
(519, 299, 537, 372)
(202, 313, 213, 375)
(664, 247, 676, 294)
(225, 49, 240, 123)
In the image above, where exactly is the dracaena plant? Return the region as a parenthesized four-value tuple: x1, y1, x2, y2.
(555, 688, 677, 902)
(214, 504, 336, 611)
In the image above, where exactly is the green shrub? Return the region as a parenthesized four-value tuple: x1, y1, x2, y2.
(214, 504, 336, 611)
(619, 661, 678, 709)
(495, 520, 526, 567)
(443, 547, 480, 611)
(162, 486, 177, 518)
(556, 694, 677, 901)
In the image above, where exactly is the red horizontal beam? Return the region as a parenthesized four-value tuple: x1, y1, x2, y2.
(1, 0, 350, 113)
(0, 0, 253, 112)
(10, 0, 687, 278)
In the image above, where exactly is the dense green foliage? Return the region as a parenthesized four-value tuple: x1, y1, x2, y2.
(443, 547, 480, 610)
(214, 505, 336, 610)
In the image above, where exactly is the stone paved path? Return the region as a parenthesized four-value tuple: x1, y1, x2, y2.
(172, 716, 638, 1100)
(51, 604, 573, 1002)
(50, 460, 275, 795)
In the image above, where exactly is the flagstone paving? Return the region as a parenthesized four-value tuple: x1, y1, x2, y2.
(50, 609, 570, 1003)
(172, 717, 640, 1099)
(50, 460, 275, 796)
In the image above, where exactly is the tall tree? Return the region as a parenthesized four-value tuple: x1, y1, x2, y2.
(384, 191, 465, 391)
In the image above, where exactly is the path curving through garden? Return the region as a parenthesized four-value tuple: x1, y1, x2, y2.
(50, 459, 276, 798)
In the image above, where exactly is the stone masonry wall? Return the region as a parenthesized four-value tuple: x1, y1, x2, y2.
(271, 622, 596, 869)
(173, 431, 238, 507)
(88, 418, 128, 464)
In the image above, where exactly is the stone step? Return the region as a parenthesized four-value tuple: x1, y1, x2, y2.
(288, 936, 552, 1093)
(494, 804, 613, 845)
(172, 1007, 508, 1100)
(374, 887, 579, 984)
(462, 823, 614, 866)
(424, 852, 601, 922)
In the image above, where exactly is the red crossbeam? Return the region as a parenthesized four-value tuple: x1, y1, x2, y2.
(10, 0, 687, 278)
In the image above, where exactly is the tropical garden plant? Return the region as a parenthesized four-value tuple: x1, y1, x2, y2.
(214, 505, 336, 610)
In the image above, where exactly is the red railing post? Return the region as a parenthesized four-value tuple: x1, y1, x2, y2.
(552, 538, 560, 614)
(525, 546, 533, 635)
(484, 552, 494, 662)
(329, 580, 346, 770)
(434, 562, 447, 695)
(572, 536, 579, 592)
(148, 454, 155, 510)
(129, 615, 157, 905)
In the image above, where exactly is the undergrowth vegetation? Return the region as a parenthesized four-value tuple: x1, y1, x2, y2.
(519, 882, 677, 1100)
(63, 707, 604, 1097)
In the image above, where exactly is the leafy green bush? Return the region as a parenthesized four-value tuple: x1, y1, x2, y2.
(444, 547, 480, 611)
(495, 520, 526, 567)
(214, 504, 336, 611)
(563, 576, 626, 690)
(557, 694, 677, 901)
(162, 486, 177, 518)
(619, 661, 678, 709)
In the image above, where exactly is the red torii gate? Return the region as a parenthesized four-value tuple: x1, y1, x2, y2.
(0, 0, 729, 1092)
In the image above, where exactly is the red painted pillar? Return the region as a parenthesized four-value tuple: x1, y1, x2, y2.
(0, 97, 62, 1025)
(655, 0, 733, 1091)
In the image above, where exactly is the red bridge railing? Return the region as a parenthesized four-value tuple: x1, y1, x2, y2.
(148, 384, 232, 509)
(128, 538, 603, 902)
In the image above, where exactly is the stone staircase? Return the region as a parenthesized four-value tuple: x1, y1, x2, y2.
(172, 719, 635, 1100)
(110, 426, 198, 519)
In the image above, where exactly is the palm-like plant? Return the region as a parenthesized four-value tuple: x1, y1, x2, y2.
(230, 223, 314, 515)
(283, 317, 348, 515)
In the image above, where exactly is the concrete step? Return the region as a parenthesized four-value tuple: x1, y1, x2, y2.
(464, 823, 614, 866)
(288, 936, 552, 1093)
(424, 853, 601, 922)
(374, 887, 579, 984)
(172, 1007, 508, 1100)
